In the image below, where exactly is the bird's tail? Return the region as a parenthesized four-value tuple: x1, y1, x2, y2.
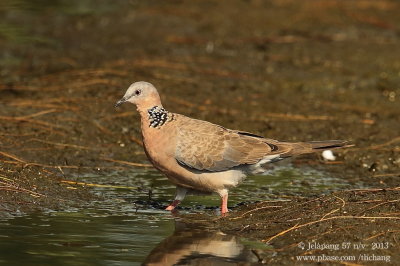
(308, 140, 350, 150)
(286, 140, 351, 156)
(249, 139, 352, 174)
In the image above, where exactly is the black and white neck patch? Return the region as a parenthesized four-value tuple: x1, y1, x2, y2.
(147, 106, 173, 128)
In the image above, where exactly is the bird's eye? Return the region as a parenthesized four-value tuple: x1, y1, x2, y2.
(135, 90, 141, 96)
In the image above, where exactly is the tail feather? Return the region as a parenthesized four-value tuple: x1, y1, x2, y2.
(284, 140, 350, 157)
(308, 140, 350, 150)
(252, 139, 351, 173)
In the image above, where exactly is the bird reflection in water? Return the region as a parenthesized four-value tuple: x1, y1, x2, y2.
(143, 221, 269, 265)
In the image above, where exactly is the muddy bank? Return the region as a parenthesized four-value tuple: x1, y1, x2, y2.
(0, 166, 93, 219)
(181, 188, 400, 264)
(181, 187, 400, 265)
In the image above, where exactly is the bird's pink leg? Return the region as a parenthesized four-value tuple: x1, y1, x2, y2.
(165, 186, 187, 211)
(218, 189, 229, 215)
(220, 192, 229, 215)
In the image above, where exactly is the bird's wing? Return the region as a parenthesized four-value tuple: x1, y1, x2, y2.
(174, 115, 290, 171)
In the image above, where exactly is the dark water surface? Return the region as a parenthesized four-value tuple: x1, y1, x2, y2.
(0, 167, 353, 265)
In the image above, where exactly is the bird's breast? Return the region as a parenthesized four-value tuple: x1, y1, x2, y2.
(141, 122, 177, 170)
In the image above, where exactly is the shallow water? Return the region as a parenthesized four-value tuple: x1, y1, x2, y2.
(0, 166, 355, 265)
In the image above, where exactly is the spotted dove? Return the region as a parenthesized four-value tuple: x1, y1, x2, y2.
(115, 81, 348, 215)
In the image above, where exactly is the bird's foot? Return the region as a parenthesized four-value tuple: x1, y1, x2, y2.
(165, 200, 181, 211)
(220, 208, 229, 216)
(165, 205, 175, 211)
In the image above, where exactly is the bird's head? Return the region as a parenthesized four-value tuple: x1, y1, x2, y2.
(115, 81, 162, 111)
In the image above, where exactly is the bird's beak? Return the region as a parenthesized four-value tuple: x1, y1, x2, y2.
(115, 98, 127, 108)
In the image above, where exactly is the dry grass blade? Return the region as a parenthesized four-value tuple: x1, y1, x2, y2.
(357, 199, 400, 215)
(364, 229, 400, 241)
(103, 111, 136, 120)
(60, 180, 138, 189)
(0, 179, 45, 198)
(263, 216, 400, 243)
(17, 109, 58, 119)
(27, 138, 96, 150)
(351, 187, 400, 193)
(320, 195, 346, 220)
(1, 160, 127, 170)
(92, 120, 115, 136)
(130, 136, 143, 147)
(260, 112, 335, 121)
(0, 151, 27, 163)
(373, 173, 400, 178)
(364, 136, 400, 150)
(169, 95, 372, 124)
(0, 113, 68, 131)
(0, 110, 57, 120)
(0, 131, 46, 137)
(101, 157, 152, 167)
(229, 205, 283, 220)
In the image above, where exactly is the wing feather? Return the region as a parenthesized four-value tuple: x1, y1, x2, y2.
(174, 115, 288, 171)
